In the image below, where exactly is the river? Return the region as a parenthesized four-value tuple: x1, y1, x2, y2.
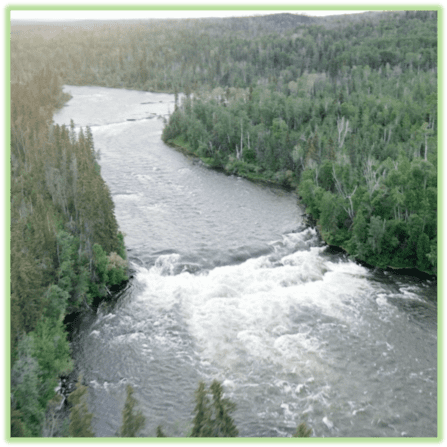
(53, 85, 437, 438)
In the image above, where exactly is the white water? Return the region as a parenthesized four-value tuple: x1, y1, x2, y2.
(54, 86, 437, 438)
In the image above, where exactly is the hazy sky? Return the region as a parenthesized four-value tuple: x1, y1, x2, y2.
(11, 9, 372, 22)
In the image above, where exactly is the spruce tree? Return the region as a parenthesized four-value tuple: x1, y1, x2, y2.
(191, 381, 213, 437)
(156, 425, 167, 437)
(119, 385, 146, 437)
(191, 380, 238, 437)
(68, 376, 95, 437)
(293, 422, 312, 437)
(10, 335, 44, 437)
(209, 380, 238, 437)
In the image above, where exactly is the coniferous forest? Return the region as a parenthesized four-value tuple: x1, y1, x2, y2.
(9, 9, 438, 438)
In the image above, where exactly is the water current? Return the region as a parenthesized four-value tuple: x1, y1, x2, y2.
(53, 86, 437, 438)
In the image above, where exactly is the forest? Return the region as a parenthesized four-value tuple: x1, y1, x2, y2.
(160, 10, 438, 275)
(9, 8, 438, 437)
(10, 25, 129, 438)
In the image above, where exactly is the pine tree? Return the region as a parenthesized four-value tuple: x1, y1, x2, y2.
(191, 380, 238, 437)
(119, 385, 146, 437)
(191, 381, 213, 437)
(10, 335, 44, 437)
(293, 422, 312, 437)
(68, 376, 95, 437)
(209, 380, 238, 437)
(156, 425, 167, 437)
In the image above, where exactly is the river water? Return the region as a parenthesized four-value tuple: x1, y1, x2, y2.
(53, 85, 437, 438)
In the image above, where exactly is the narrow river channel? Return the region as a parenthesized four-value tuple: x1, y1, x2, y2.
(53, 85, 437, 438)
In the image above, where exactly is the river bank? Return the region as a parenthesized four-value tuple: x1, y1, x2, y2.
(165, 135, 299, 190)
(165, 134, 436, 282)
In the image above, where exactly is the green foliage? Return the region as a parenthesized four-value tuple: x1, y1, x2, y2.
(56, 230, 77, 295)
(119, 385, 146, 437)
(368, 216, 386, 256)
(107, 252, 129, 286)
(116, 232, 127, 260)
(293, 422, 312, 437)
(417, 233, 431, 272)
(191, 380, 239, 437)
(352, 211, 369, 258)
(156, 426, 167, 437)
(10, 59, 128, 437)
(68, 376, 95, 437)
(11, 319, 73, 437)
(11, 409, 26, 437)
(92, 243, 129, 298)
(191, 382, 213, 437)
(44, 285, 69, 322)
(31, 318, 73, 404)
(319, 191, 345, 237)
(93, 244, 109, 285)
(11, 335, 45, 437)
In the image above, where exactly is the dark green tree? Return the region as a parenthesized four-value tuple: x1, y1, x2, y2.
(119, 385, 146, 437)
(31, 318, 73, 405)
(191, 380, 238, 437)
(191, 381, 213, 437)
(68, 376, 95, 437)
(10, 335, 44, 437)
(156, 425, 167, 437)
(293, 422, 312, 437)
(417, 232, 431, 272)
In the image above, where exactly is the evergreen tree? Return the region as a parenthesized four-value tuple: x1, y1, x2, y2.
(156, 425, 167, 437)
(119, 385, 146, 437)
(191, 381, 213, 437)
(191, 380, 238, 437)
(31, 318, 73, 404)
(209, 380, 239, 437)
(293, 422, 312, 437)
(68, 376, 95, 437)
(10, 335, 44, 437)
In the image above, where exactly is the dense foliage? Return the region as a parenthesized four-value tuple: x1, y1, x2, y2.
(68, 376, 95, 437)
(10, 33, 128, 439)
(161, 11, 438, 274)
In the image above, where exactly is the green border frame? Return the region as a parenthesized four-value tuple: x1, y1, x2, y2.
(1, 1, 446, 446)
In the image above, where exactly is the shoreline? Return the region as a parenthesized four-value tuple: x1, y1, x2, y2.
(166, 136, 436, 281)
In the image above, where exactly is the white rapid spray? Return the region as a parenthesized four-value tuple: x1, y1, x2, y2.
(129, 227, 436, 437)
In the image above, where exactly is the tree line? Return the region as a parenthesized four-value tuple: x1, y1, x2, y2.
(11, 12, 436, 94)
(65, 378, 312, 438)
(10, 63, 128, 438)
